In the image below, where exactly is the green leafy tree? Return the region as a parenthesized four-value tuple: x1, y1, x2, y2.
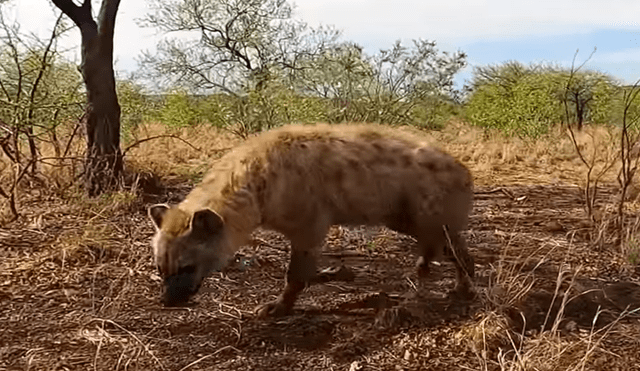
(559, 71, 616, 129)
(466, 64, 561, 138)
(138, 0, 466, 133)
(0, 5, 86, 167)
(365, 39, 466, 125)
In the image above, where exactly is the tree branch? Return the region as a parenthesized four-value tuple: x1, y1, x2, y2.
(97, 0, 121, 41)
(122, 134, 202, 157)
(51, 0, 95, 37)
(50, 0, 81, 26)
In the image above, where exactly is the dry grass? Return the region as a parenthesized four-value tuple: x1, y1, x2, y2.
(1, 120, 625, 197)
(2, 120, 640, 370)
(119, 120, 627, 188)
(433, 121, 622, 187)
(124, 122, 240, 181)
(458, 237, 640, 371)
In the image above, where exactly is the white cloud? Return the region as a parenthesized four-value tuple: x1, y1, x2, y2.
(293, 0, 640, 43)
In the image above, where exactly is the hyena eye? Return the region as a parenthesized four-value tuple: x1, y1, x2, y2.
(178, 265, 196, 275)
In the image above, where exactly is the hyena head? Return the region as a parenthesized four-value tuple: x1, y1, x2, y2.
(148, 204, 235, 307)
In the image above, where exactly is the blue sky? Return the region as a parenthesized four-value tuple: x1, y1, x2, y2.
(458, 30, 640, 87)
(6, 0, 640, 89)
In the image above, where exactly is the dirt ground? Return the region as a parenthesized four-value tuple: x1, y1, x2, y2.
(2, 180, 640, 370)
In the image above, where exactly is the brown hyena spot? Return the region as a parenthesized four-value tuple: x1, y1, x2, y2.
(444, 162, 457, 172)
(372, 141, 385, 152)
(421, 161, 437, 171)
(347, 158, 360, 169)
(333, 168, 345, 183)
(401, 154, 413, 167)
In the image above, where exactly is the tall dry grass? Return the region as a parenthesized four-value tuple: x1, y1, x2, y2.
(123, 122, 241, 182)
(122, 120, 625, 188)
(0, 122, 236, 205)
(433, 121, 622, 187)
(454, 229, 640, 371)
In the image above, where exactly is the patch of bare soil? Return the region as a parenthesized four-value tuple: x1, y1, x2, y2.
(1, 183, 640, 370)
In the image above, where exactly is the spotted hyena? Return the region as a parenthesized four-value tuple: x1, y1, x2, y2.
(148, 123, 475, 317)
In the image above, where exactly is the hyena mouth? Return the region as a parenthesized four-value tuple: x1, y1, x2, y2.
(161, 274, 202, 307)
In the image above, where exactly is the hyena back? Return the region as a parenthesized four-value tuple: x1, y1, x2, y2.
(148, 123, 475, 316)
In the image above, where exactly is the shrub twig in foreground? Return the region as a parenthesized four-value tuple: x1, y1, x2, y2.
(122, 134, 201, 157)
(616, 79, 640, 245)
(564, 50, 618, 231)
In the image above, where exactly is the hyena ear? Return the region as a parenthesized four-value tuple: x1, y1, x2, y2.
(148, 204, 170, 230)
(191, 209, 224, 234)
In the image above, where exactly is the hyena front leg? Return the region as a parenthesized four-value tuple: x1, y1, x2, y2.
(415, 226, 475, 299)
(444, 228, 475, 299)
(256, 233, 324, 318)
(415, 226, 444, 278)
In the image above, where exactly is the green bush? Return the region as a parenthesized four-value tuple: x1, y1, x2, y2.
(603, 85, 640, 132)
(557, 71, 618, 128)
(195, 93, 234, 128)
(229, 80, 331, 137)
(147, 73, 462, 137)
(410, 96, 462, 130)
(159, 90, 201, 128)
(465, 61, 620, 138)
(466, 74, 562, 138)
(117, 80, 149, 144)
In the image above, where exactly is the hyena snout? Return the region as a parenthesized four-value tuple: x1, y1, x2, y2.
(161, 272, 203, 307)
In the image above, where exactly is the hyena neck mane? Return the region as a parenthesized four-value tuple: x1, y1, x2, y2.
(218, 188, 262, 249)
(174, 135, 270, 250)
(178, 181, 263, 252)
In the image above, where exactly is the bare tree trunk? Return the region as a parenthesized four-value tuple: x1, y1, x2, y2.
(576, 101, 584, 131)
(26, 127, 38, 174)
(51, 0, 123, 196)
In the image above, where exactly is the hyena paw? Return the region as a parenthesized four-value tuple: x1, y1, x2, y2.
(255, 300, 293, 318)
(415, 257, 430, 277)
(315, 265, 356, 283)
(448, 283, 476, 301)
